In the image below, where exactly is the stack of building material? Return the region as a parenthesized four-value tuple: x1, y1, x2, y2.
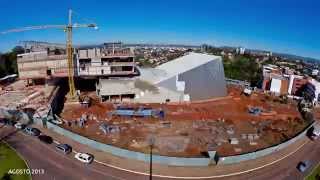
(109, 106, 165, 118)
(99, 123, 120, 134)
(248, 107, 262, 115)
(229, 138, 239, 145)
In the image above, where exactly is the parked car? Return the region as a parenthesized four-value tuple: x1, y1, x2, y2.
(38, 135, 53, 144)
(24, 127, 41, 136)
(14, 122, 26, 129)
(6, 120, 17, 126)
(74, 153, 94, 164)
(307, 124, 320, 140)
(56, 144, 72, 154)
(297, 161, 311, 173)
(0, 118, 8, 125)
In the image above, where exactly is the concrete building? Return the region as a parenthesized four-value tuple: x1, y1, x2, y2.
(312, 69, 319, 76)
(262, 64, 309, 96)
(236, 47, 246, 55)
(17, 42, 138, 80)
(17, 51, 69, 79)
(289, 75, 309, 95)
(307, 79, 320, 105)
(76, 44, 137, 77)
(96, 52, 227, 103)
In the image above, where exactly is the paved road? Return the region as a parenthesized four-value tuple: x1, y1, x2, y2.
(0, 126, 145, 180)
(1, 125, 319, 180)
(219, 139, 320, 180)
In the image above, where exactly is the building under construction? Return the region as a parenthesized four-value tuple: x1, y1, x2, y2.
(17, 42, 138, 81)
(17, 42, 227, 103)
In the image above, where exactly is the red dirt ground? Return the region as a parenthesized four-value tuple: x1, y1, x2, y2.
(60, 85, 307, 157)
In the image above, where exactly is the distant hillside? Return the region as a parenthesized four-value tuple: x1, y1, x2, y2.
(272, 52, 320, 63)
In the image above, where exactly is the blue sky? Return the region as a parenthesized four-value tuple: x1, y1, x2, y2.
(0, 0, 320, 59)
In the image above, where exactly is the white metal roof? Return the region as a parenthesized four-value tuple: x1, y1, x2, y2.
(139, 52, 221, 84)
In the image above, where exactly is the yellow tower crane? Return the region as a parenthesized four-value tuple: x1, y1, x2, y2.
(0, 9, 98, 97)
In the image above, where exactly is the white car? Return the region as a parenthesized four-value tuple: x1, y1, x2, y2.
(14, 122, 26, 129)
(74, 153, 94, 164)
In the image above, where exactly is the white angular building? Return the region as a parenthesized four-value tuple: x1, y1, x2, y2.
(96, 52, 227, 103)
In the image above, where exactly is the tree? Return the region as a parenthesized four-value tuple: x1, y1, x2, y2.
(12, 46, 24, 54)
(223, 55, 262, 87)
(0, 46, 24, 77)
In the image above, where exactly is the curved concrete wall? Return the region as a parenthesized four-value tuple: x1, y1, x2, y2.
(1, 105, 314, 166)
(46, 122, 211, 166)
(45, 120, 314, 166)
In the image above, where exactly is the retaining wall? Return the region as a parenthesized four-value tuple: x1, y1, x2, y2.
(45, 120, 314, 166)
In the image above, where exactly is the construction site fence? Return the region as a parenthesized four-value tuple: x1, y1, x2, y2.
(44, 119, 314, 166)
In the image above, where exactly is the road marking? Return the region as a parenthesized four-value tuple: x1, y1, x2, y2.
(23, 126, 311, 179)
(92, 140, 309, 179)
(304, 161, 320, 180)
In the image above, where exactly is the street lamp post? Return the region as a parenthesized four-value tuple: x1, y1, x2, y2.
(149, 143, 153, 180)
(149, 136, 155, 180)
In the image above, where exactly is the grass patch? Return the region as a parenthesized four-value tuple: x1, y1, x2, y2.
(0, 142, 31, 180)
(306, 163, 320, 180)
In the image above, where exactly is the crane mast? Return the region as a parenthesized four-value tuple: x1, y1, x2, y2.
(67, 9, 76, 97)
(0, 9, 98, 98)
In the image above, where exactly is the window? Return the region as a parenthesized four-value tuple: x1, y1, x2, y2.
(47, 69, 52, 76)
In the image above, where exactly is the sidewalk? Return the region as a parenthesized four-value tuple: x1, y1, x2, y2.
(33, 123, 310, 178)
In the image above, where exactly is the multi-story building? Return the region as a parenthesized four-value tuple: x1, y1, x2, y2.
(76, 44, 137, 77)
(288, 75, 309, 95)
(262, 64, 309, 96)
(17, 50, 69, 80)
(16, 42, 138, 81)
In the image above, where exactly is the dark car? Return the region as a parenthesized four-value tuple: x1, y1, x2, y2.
(0, 118, 8, 125)
(6, 120, 17, 126)
(297, 161, 311, 173)
(24, 127, 41, 136)
(56, 144, 72, 154)
(38, 135, 53, 144)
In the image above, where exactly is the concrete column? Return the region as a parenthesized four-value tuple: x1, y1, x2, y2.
(132, 57, 135, 73)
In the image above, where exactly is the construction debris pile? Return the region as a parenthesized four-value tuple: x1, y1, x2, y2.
(0, 80, 56, 121)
